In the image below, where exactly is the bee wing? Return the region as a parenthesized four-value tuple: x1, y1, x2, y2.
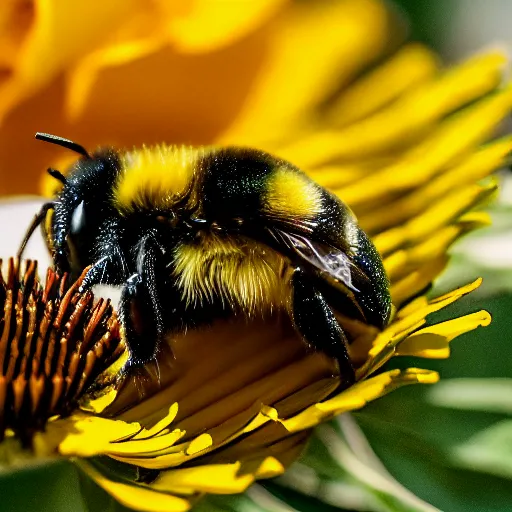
(268, 228, 365, 293)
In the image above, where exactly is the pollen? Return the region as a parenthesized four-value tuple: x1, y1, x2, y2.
(0, 259, 124, 441)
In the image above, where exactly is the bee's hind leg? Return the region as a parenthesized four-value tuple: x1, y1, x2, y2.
(290, 268, 355, 390)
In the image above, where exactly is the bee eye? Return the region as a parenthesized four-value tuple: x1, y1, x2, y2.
(70, 200, 86, 234)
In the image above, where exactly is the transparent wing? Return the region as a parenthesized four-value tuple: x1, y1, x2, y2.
(269, 228, 364, 292)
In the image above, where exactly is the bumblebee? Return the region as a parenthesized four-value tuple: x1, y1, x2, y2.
(20, 133, 391, 388)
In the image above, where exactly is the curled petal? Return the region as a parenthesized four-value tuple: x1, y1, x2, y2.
(279, 369, 440, 432)
(396, 310, 492, 359)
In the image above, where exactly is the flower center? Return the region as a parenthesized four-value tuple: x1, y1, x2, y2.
(0, 259, 124, 441)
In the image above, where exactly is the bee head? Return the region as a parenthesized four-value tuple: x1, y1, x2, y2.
(34, 133, 121, 275)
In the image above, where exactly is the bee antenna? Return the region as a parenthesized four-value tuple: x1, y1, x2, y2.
(35, 132, 91, 159)
(47, 168, 67, 184)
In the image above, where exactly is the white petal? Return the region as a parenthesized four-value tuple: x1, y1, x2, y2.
(0, 197, 51, 273)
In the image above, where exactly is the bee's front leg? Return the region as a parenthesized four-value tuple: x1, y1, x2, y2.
(77, 218, 126, 291)
(290, 268, 355, 390)
(119, 234, 170, 367)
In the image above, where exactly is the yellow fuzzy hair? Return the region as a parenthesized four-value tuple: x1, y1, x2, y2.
(114, 145, 204, 212)
(264, 167, 323, 218)
(173, 234, 290, 315)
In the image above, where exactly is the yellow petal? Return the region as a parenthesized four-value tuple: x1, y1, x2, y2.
(384, 210, 491, 286)
(110, 430, 191, 457)
(52, 406, 186, 459)
(0, 0, 141, 121)
(153, 462, 254, 494)
(396, 296, 429, 318)
(132, 404, 179, 440)
(307, 164, 366, 189)
(280, 369, 439, 432)
(219, 0, 391, 146)
(75, 460, 191, 512)
(397, 310, 492, 358)
(108, 439, 205, 470)
(361, 136, 512, 234)
(325, 44, 439, 127)
(382, 212, 490, 287)
(209, 425, 308, 469)
(428, 278, 483, 306)
(65, 0, 288, 119)
(185, 433, 213, 456)
(54, 415, 143, 457)
(66, 37, 165, 120)
(374, 180, 497, 256)
(123, 405, 297, 471)
(336, 86, 512, 206)
(0, 0, 34, 73)
(164, 0, 287, 52)
(61, 32, 268, 149)
(384, 225, 469, 282)
(358, 279, 483, 377)
(79, 385, 119, 414)
(252, 456, 285, 479)
(390, 256, 449, 306)
(280, 51, 508, 168)
(111, 408, 278, 469)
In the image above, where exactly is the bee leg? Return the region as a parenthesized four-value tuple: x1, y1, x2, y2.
(119, 235, 167, 367)
(78, 256, 115, 292)
(291, 268, 355, 389)
(17, 202, 54, 261)
(77, 218, 127, 290)
(120, 273, 158, 366)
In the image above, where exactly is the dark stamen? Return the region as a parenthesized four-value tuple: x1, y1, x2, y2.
(0, 259, 124, 442)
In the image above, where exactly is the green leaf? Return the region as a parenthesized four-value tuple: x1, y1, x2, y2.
(0, 460, 87, 512)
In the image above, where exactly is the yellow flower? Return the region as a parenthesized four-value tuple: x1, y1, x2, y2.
(0, 0, 510, 511)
